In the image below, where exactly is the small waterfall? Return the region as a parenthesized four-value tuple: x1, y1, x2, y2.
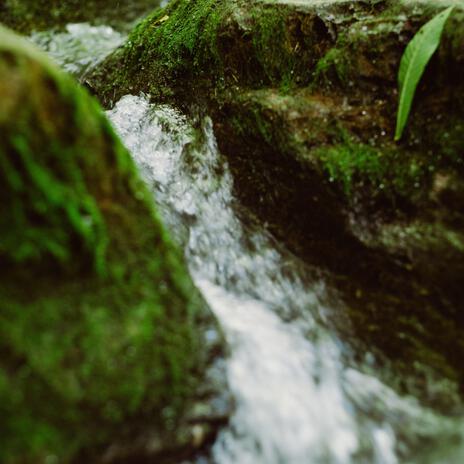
(107, 95, 464, 464)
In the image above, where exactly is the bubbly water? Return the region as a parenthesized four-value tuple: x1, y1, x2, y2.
(32, 22, 464, 464)
(30, 23, 125, 78)
(107, 96, 464, 464)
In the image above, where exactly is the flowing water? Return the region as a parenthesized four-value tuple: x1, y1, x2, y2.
(106, 96, 464, 464)
(30, 23, 125, 78)
(33, 23, 464, 464)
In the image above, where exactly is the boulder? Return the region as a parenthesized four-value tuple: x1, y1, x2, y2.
(90, 0, 464, 409)
(0, 25, 225, 463)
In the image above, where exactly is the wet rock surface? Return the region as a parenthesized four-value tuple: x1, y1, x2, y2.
(0, 25, 227, 464)
(90, 0, 464, 409)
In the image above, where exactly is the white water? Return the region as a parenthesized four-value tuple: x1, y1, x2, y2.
(107, 95, 464, 464)
(30, 23, 125, 78)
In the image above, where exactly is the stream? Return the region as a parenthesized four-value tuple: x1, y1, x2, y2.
(31, 22, 464, 464)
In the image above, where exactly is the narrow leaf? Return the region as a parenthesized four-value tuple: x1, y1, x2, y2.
(395, 6, 453, 141)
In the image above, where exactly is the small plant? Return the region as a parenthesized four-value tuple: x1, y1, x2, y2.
(395, 6, 454, 141)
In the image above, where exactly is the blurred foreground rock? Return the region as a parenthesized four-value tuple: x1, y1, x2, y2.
(0, 25, 227, 464)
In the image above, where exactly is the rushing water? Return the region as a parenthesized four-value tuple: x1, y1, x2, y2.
(30, 23, 125, 78)
(107, 96, 464, 464)
(33, 23, 464, 464)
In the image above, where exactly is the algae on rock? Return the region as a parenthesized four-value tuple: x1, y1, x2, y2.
(0, 25, 222, 463)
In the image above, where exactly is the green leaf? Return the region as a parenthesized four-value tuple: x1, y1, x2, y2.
(395, 6, 454, 141)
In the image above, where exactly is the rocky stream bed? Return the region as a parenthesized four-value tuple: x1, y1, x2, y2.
(1, 0, 464, 462)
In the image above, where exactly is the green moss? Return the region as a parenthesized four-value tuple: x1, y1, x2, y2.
(222, 89, 437, 202)
(125, 0, 230, 76)
(250, 6, 295, 88)
(316, 142, 384, 194)
(0, 33, 115, 274)
(89, 0, 234, 104)
(92, 0, 335, 104)
(313, 133, 446, 201)
(312, 46, 351, 88)
(1, 239, 206, 461)
(0, 26, 215, 462)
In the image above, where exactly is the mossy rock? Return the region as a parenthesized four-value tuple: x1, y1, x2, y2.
(0, 25, 224, 463)
(89, 0, 464, 214)
(88, 0, 464, 409)
(0, 0, 160, 33)
(91, 0, 464, 199)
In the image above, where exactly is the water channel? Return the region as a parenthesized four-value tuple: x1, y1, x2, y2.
(30, 21, 464, 464)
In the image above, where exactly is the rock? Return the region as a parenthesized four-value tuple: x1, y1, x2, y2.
(0, 0, 160, 33)
(0, 25, 227, 463)
(89, 0, 464, 409)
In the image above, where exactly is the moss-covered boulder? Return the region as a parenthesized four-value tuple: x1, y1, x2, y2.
(0, 25, 225, 463)
(0, 0, 160, 33)
(90, 0, 464, 410)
